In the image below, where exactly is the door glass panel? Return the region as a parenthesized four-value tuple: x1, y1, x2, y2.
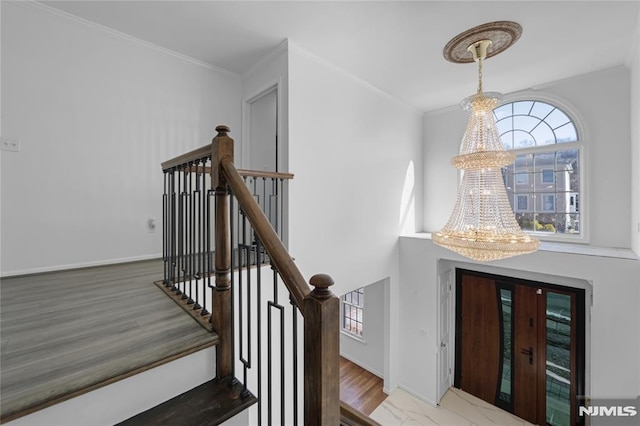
(546, 292, 572, 426)
(498, 288, 513, 406)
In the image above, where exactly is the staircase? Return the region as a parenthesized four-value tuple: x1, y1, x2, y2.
(117, 126, 379, 425)
(1, 126, 378, 426)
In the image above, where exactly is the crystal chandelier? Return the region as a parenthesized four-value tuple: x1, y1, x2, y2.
(433, 24, 539, 262)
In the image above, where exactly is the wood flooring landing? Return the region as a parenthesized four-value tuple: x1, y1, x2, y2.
(0, 259, 218, 422)
(340, 357, 387, 416)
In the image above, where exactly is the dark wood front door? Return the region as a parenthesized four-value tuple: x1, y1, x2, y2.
(512, 284, 541, 423)
(459, 275, 501, 403)
(455, 269, 585, 426)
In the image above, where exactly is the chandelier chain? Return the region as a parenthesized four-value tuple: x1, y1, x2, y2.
(477, 56, 484, 94)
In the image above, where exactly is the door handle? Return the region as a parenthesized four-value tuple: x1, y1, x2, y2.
(520, 347, 533, 365)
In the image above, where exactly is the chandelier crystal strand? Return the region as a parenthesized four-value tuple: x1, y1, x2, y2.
(433, 39, 539, 262)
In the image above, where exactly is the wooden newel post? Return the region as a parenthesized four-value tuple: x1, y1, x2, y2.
(211, 125, 234, 379)
(304, 274, 340, 425)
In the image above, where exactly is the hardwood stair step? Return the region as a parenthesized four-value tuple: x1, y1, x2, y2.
(116, 376, 257, 426)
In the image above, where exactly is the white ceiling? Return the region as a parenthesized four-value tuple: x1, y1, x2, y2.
(42, 1, 640, 112)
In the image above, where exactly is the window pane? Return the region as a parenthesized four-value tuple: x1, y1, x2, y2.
(513, 115, 540, 133)
(554, 122, 578, 143)
(494, 104, 512, 120)
(545, 108, 571, 130)
(535, 152, 555, 170)
(515, 173, 529, 185)
(542, 169, 555, 183)
(516, 213, 535, 231)
(513, 130, 535, 149)
(513, 101, 534, 115)
(546, 292, 572, 426)
(542, 194, 556, 212)
(516, 195, 528, 211)
(530, 101, 554, 119)
(531, 122, 556, 146)
(341, 288, 365, 338)
(515, 154, 534, 172)
(498, 288, 513, 406)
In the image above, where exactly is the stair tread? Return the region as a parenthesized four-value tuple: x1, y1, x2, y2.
(117, 377, 257, 426)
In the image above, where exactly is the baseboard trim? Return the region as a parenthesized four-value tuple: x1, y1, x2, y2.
(397, 384, 438, 408)
(1, 254, 163, 278)
(340, 352, 384, 379)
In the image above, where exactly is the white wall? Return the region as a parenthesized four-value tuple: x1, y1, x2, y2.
(424, 66, 632, 249)
(0, 2, 242, 275)
(399, 236, 640, 405)
(287, 43, 423, 294)
(286, 42, 423, 392)
(630, 9, 640, 257)
(340, 278, 386, 378)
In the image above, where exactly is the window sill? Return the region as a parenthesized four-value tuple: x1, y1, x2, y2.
(406, 233, 639, 261)
(340, 330, 366, 344)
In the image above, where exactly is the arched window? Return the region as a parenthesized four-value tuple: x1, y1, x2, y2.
(495, 100, 582, 238)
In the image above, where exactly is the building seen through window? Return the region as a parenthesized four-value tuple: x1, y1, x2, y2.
(495, 100, 581, 236)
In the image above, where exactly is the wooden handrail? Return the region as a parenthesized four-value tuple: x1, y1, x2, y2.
(161, 144, 212, 171)
(221, 158, 310, 311)
(237, 169, 294, 180)
(180, 165, 294, 181)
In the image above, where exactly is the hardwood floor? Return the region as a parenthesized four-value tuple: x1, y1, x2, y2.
(0, 259, 218, 422)
(339, 356, 387, 416)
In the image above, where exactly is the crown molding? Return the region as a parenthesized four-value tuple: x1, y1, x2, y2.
(287, 40, 422, 116)
(242, 39, 289, 80)
(23, 0, 239, 79)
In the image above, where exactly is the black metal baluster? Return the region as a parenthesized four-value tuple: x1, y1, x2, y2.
(187, 164, 194, 305)
(257, 238, 263, 425)
(291, 296, 299, 426)
(181, 167, 189, 300)
(278, 275, 285, 426)
(175, 167, 183, 296)
(273, 177, 278, 243)
(170, 169, 177, 289)
(206, 187, 214, 294)
(191, 161, 201, 310)
(162, 171, 168, 284)
(238, 194, 246, 391)
(200, 159, 209, 316)
(267, 265, 286, 425)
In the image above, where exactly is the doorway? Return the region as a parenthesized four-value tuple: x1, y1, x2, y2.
(246, 87, 278, 173)
(454, 269, 585, 426)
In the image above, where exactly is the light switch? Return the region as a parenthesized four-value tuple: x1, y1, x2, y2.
(1, 138, 21, 152)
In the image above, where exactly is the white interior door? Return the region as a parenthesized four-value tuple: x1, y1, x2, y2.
(437, 269, 453, 402)
(248, 88, 277, 172)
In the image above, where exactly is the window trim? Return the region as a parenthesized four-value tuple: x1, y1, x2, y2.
(498, 92, 588, 244)
(340, 288, 365, 341)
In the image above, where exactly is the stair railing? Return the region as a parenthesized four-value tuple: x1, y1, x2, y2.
(161, 126, 340, 425)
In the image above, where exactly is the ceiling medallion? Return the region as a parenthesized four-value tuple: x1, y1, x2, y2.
(443, 21, 522, 63)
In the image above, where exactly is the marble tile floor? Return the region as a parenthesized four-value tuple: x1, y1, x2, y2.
(370, 387, 535, 425)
